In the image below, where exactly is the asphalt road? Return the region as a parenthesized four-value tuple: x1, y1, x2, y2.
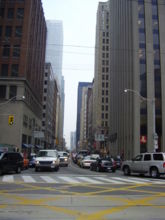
(0, 161, 165, 220)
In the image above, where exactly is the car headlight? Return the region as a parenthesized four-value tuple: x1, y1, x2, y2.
(52, 160, 56, 164)
(64, 158, 68, 161)
(35, 161, 39, 164)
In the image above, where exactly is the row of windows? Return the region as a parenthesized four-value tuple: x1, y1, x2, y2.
(102, 82, 109, 88)
(0, 64, 19, 76)
(102, 90, 109, 96)
(0, 85, 17, 99)
(102, 45, 109, 51)
(0, 25, 22, 37)
(101, 113, 109, 119)
(1, 45, 20, 57)
(101, 121, 108, 128)
(102, 38, 109, 44)
(102, 32, 109, 37)
(102, 97, 108, 103)
(0, 7, 24, 19)
(102, 67, 109, 73)
(102, 74, 109, 80)
(102, 53, 109, 58)
(102, 105, 108, 111)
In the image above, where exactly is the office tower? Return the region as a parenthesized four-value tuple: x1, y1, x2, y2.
(0, 0, 46, 150)
(93, 1, 110, 154)
(76, 82, 92, 150)
(109, 0, 165, 159)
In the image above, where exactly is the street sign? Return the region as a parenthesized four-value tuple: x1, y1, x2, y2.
(95, 134, 104, 141)
(33, 131, 44, 138)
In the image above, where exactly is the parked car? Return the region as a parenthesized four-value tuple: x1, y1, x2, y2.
(80, 154, 100, 168)
(35, 149, 60, 172)
(75, 150, 89, 164)
(29, 153, 36, 168)
(90, 158, 116, 172)
(121, 152, 165, 178)
(0, 151, 23, 175)
(58, 151, 69, 166)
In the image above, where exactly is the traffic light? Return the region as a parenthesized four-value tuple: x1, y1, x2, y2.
(8, 115, 14, 125)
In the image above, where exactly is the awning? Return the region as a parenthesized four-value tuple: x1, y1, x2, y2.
(28, 144, 34, 148)
(22, 144, 30, 148)
(35, 145, 44, 149)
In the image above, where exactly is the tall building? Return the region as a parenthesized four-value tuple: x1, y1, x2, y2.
(70, 131, 76, 151)
(93, 1, 110, 154)
(45, 20, 65, 147)
(0, 0, 46, 151)
(109, 0, 165, 159)
(46, 20, 63, 87)
(42, 63, 58, 148)
(76, 82, 92, 150)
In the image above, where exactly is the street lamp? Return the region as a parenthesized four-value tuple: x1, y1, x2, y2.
(124, 88, 158, 152)
(0, 95, 25, 106)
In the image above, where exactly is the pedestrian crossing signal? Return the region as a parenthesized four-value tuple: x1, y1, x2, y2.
(8, 115, 14, 125)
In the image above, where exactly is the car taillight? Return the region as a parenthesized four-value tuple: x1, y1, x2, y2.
(163, 162, 165, 168)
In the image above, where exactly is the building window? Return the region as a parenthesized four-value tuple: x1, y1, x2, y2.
(102, 105, 104, 111)
(106, 105, 108, 111)
(15, 26, 22, 37)
(102, 113, 104, 119)
(0, 26, 2, 37)
(17, 8, 24, 19)
(106, 90, 108, 95)
(11, 64, 19, 76)
(13, 45, 20, 57)
(102, 90, 104, 95)
(0, 85, 6, 99)
(7, 8, 14, 19)
(0, 8, 5, 18)
(3, 45, 10, 57)
(9, 86, 17, 99)
(102, 75, 105, 80)
(5, 26, 12, 37)
(1, 64, 8, 76)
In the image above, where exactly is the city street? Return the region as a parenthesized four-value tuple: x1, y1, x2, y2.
(0, 161, 165, 220)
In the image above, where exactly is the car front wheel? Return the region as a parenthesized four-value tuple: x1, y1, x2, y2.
(123, 166, 131, 176)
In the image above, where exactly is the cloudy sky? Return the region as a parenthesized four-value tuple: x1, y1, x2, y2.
(42, 0, 107, 148)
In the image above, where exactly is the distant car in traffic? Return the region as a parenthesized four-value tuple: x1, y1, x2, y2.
(35, 149, 60, 172)
(90, 158, 116, 172)
(29, 153, 36, 168)
(0, 151, 23, 175)
(80, 154, 100, 168)
(58, 151, 69, 166)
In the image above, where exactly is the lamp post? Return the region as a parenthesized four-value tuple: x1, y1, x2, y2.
(124, 89, 158, 152)
(0, 95, 25, 106)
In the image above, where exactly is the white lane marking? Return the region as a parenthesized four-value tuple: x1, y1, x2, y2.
(40, 176, 58, 183)
(76, 176, 103, 184)
(112, 177, 147, 184)
(95, 176, 125, 184)
(2, 175, 14, 182)
(22, 175, 36, 183)
(58, 176, 80, 183)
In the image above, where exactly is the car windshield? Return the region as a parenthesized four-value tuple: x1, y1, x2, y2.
(58, 152, 68, 157)
(37, 151, 57, 157)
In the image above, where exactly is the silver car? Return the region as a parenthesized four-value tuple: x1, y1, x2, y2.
(122, 152, 165, 178)
(35, 150, 60, 172)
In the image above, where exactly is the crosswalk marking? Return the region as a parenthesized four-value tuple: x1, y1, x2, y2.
(40, 176, 58, 183)
(95, 176, 125, 184)
(1, 174, 165, 185)
(22, 175, 36, 183)
(76, 176, 103, 184)
(58, 176, 80, 183)
(112, 177, 148, 184)
(2, 175, 14, 182)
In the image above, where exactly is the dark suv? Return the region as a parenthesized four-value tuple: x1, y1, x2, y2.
(0, 151, 23, 175)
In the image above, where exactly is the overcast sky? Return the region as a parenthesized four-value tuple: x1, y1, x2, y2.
(42, 0, 107, 148)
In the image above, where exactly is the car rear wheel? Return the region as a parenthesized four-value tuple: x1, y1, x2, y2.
(123, 166, 131, 176)
(150, 167, 159, 178)
(16, 167, 21, 174)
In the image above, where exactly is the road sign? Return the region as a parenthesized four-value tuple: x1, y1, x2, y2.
(8, 115, 14, 125)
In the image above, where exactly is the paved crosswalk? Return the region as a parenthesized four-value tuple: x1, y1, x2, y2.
(0, 174, 165, 185)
